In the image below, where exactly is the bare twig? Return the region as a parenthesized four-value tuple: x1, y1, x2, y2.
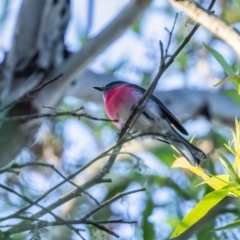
(168, 0, 240, 58)
(1, 219, 136, 228)
(0, 106, 116, 123)
(87, 222, 119, 238)
(81, 188, 145, 221)
(159, 41, 164, 67)
(0, 183, 81, 236)
(0, 143, 119, 223)
(3, 188, 144, 236)
(85, 219, 136, 225)
(0, 161, 100, 205)
(30, 74, 63, 95)
(164, 13, 178, 60)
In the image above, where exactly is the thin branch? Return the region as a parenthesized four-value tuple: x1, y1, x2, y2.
(0, 106, 116, 123)
(0, 183, 81, 236)
(168, 0, 240, 58)
(0, 161, 100, 205)
(163, 0, 216, 71)
(81, 188, 145, 221)
(164, 13, 178, 59)
(85, 219, 136, 225)
(30, 74, 63, 95)
(159, 41, 164, 67)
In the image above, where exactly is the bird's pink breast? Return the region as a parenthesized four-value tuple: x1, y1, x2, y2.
(104, 85, 138, 129)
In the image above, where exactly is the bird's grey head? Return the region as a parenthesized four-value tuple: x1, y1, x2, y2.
(93, 81, 128, 94)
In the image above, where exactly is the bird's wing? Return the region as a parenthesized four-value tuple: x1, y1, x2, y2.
(129, 83, 189, 136)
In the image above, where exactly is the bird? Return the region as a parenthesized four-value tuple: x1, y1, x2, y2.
(93, 81, 206, 166)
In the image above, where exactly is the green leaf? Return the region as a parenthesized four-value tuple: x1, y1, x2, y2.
(214, 219, 240, 231)
(196, 215, 215, 240)
(223, 90, 240, 106)
(218, 152, 240, 186)
(143, 197, 154, 240)
(170, 189, 229, 239)
(132, 21, 141, 34)
(195, 174, 229, 190)
(203, 43, 235, 76)
(214, 76, 240, 87)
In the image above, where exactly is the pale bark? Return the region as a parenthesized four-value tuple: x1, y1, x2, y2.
(168, 0, 240, 58)
(0, 0, 152, 167)
(34, 0, 153, 110)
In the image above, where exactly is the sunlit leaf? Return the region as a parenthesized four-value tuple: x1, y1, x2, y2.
(224, 141, 235, 155)
(214, 219, 240, 231)
(195, 174, 229, 190)
(226, 181, 240, 197)
(218, 152, 240, 186)
(214, 76, 240, 87)
(170, 189, 229, 239)
(203, 43, 235, 76)
(232, 119, 240, 174)
(171, 157, 209, 180)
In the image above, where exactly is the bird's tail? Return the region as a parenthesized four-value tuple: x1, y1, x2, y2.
(169, 130, 206, 166)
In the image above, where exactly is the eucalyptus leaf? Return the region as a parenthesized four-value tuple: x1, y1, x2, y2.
(214, 219, 240, 231)
(203, 43, 235, 76)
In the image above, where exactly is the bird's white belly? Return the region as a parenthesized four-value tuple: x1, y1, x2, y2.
(117, 101, 170, 134)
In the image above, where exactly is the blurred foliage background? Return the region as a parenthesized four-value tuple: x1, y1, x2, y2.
(0, 0, 240, 239)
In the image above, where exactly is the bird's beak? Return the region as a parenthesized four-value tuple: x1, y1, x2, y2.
(93, 86, 103, 92)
